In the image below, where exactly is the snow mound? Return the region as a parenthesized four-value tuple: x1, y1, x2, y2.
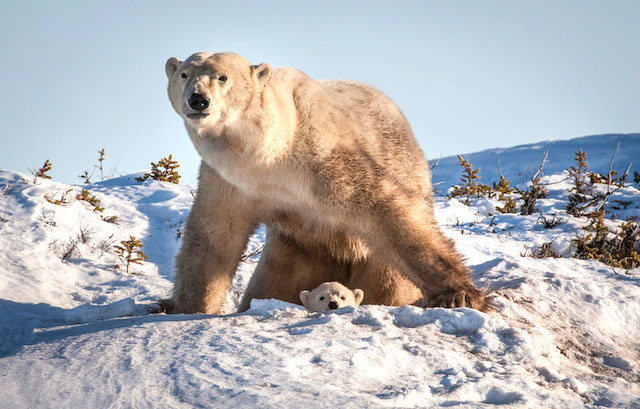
(1, 133, 640, 408)
(63, 298, 136, 324)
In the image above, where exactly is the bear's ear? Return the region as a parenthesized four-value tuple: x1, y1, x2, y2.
(299, 290, 312, 309)
(165, 57, 183, 79)
(251, 62, 272, 84)
(352, 289, 364, 306)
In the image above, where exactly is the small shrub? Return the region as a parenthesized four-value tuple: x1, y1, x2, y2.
(78, 170, 93, 185)
(60, 236, 80, 262)
(96, 148, 106, 181)
(589, 169, 627, 187)
(93, 234, 116, 258)
(448, 155, 492, 205)
(44, 189, 73, 206)
(77, 189, 104, 212)
(135, 154, 181, 184)
(566, 150, 593, 216)
(515, 177, 548, 216)
(29, 160, 52, 184)
(78, 223, 94, 244)
(79, 148, 108, 184)
(574, 210, 640, 269)
(531, 241, 562, 259)
(114, 236, 148, 274)
(537, 213, 565, 229)
(515, 145, 550, 216)
(38, 211, 57, 227)
(493, 175, 516, 213)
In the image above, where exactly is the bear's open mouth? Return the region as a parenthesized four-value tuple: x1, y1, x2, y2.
(186, 113, 209, 120)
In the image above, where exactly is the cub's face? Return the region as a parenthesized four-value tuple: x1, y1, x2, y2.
(300, 282, 365, 312)
(165, 52, 271, 131)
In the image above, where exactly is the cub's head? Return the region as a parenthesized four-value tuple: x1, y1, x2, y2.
(299, 282, 364, 312)
(165, 52, 271, 130)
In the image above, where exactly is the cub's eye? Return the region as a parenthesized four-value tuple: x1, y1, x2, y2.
(341, 296, 346, 300)
(180, 73, 188, 78)
(219, 75, 227, 83)
(319, 296, 325, 301)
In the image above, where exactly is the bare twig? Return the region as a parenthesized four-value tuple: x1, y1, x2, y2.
(78, 222, 94, 244)
(537, 212, 565, 228)
(605, 138, 622, 192)
(39, 211, 57, 227)
(531, 143, 552, 183)
(589, 140, 631, 212)
(516, 145, 551, 215)
(429, 156, 442, 171)
(597, 163, 631, 211)
(108, 161, 121, 179)
(241, 243, 264, 262)
(93, 234, 116, 258)
(538, 177, 570, 187)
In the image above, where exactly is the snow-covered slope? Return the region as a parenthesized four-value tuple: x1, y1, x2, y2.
(1, 134, 639, 408)
(430, 133, 640, 192)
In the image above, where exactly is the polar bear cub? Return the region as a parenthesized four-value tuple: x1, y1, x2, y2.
(299, 282, 364, 312)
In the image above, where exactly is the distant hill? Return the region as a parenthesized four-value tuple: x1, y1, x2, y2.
(429, 133, 640, 191)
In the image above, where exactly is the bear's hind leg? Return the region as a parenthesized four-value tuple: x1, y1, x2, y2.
(238, 230, 348, 311)
(347, 259, 422, 306)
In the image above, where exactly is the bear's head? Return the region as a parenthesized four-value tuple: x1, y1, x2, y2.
(165, 52, 271, 131)
(299, 282, 364, 312)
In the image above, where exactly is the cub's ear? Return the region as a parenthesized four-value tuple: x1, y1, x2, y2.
(299, 290, 311, 309)
(251, 62, 272, 84)
(165, 57, 183, 79)
(352, 289, 364, 306)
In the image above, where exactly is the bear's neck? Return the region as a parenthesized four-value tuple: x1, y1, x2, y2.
(222, 83, 298, 165)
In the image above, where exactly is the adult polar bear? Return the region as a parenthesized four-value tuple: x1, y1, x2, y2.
(163, 52, 487, 314)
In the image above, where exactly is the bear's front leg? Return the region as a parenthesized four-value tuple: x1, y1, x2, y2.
(167, 162, 257, 314)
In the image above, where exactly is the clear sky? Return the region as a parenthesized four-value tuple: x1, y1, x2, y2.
(1, 0, 638, 185)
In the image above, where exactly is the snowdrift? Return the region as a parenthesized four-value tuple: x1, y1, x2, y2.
(1, 134, 639, 408)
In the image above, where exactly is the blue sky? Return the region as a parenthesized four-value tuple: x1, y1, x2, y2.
(1, 1, 639, 184)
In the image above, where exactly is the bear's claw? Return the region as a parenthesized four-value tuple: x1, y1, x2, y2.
(423, 287, 490, 311)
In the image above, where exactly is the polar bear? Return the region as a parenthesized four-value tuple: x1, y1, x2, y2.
(300, 282, 364, 312)
(162, 52, 487, 314)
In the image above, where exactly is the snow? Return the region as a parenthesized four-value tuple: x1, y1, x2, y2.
(63, 298, 136, 324)
(1, 133, 640, 408)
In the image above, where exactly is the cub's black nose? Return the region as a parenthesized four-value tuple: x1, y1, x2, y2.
(188, 93, 210, 111)
(328, 301, 339, 310)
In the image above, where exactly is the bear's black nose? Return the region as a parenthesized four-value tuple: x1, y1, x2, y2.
(188, 93, 210, 111)
(328, 301, 339, 310)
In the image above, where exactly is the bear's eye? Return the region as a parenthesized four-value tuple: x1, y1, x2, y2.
(181, 73, 188, 79)
(219, 75, 227, 83)
(319, 296, 325, 301)
(341, 296, 346, 300)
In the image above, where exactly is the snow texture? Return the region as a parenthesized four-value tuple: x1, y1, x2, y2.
(1, 134, 639, 408)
